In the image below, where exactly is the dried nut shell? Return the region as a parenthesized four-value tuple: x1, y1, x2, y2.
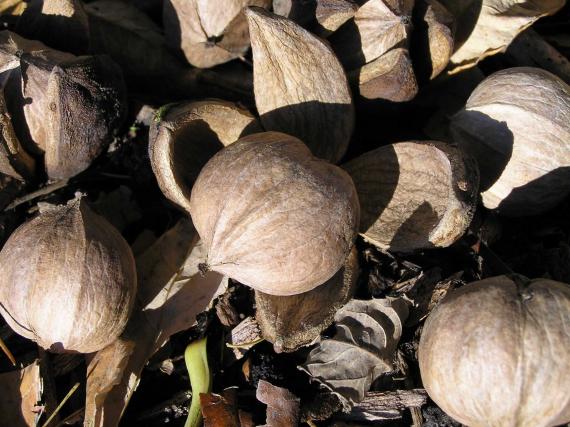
(255, 246, 359, 353)
(0, 31, 126, 180)
(16, 0, 90, 55)
(247, 7, 354, 164)
(0, 198, 137, 353)
(149, 100, 261, 213)
(315, 0, 358, 36)
(353, 47, 418, 101)
(272, 0, 318, 27)
(331, 0, 413, 69)
(189, 131, 360, 296)
(343, 141, 479, 253)
(163, 0, 271, 69)
(419, 275, 570, 427)
(450, 67, 570, 216)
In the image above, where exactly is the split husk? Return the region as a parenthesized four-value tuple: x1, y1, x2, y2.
(450, 67, 570, 216)
(343, 141, 479, 253)
(163, 0, 271, 69)
(315, 0, 358, 36)
(149, 99, 261, 213)
(255, 246, 359, 353)
(189, 131, 360, 296)
(247, 6, 354, 163)
(419, 275, 570, 426)
(0, 198, 137, 353)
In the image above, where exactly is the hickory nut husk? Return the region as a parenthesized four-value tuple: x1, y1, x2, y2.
(0, 197, 137, 353)
(450, 67, 570, 216)
(419, 275, 570, 427)
(189, 131, 360, 296)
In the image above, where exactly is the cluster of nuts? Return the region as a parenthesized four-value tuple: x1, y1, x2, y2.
(0, 2, 568, 427)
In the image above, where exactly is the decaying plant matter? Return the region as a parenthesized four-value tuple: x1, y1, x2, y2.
(0, 30, 126, 181)
(451, 67, 570, 216)
(419, 275, 570, 427)
(0, 197, 137, 353)
(149, 99, 261, 213)
(189, 131, 360, 296)
(343, 141, 479, 253)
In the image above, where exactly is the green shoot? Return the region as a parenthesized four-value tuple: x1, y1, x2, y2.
(184, 337, 211, 427)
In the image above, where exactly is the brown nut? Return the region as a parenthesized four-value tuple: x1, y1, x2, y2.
(419, 275, 570, 427)
(450, 67, 570, 216)
(189, 131, 360, 296)
(0, 197, 137, 353)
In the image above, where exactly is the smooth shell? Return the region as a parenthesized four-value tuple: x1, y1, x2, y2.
(450, 67, 570, 216)
(343, 141, 478, 253)
(0, 198, 137, 353)
(189, 131, 360, 296)
(419, 275, 570, 427)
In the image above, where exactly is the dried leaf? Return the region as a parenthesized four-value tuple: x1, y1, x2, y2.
(16, 0, 90, 55)
(201, 389, 240, 427)
(440, 0, 565, 72)
(0, 360, 42, 427)
(86, 0, 183, 75)
(315, 0, 358, 36)
(343, 141, 479, 253)
(331, 0, 413, 69)
(247, 7, 354, 163)
(84, 219, 226, 427)
(353, 48, 418, 101)
(163, 0, 271, 69)
(256, 380, 300, 427)
(149, 100, 261, 213)
(299, 298, 409, 406)
(255, 247, 359, 353)
(347, 389, 429, 422)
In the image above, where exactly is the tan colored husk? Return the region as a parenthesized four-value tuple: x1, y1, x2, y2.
(450, 67, 570, 216)
(149, 100, 261, 213)
(419, 275, 570, 427)
(343, 141, 479, 253)
(0, 70, 35, 181)
(0, 197, 137, 353)
(247, 7, 354, 164)
(0, 31, 126, 180)
(163, 0, 271, 69)
(255, 246, 359, 353)
(422, 0, 454, 79)
(315, 0, 358, 35)
(331, 0, 414, 69)
(354, 48, 418, 101)
(189, 131, 360, 296)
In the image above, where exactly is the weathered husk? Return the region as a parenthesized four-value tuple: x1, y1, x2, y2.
(353, 48, 418, 101)
(149, 100, 261, 213)
(247, 7, 354, 164)
(419, 275, 570, 427)
(418, 0, 454, 80)
(190, 131, 360, 296)
(15, 0, 90, 55)
(331, 0, 414, 69)
(0, 31, 126, 181)
(315, 0, 358, 36)
(0, 198, 137, 353)
(450, 67, 570, 216)
(255, 246, 359, 352)
(163, 0, 271, 69)
(343, 141, 479, 253)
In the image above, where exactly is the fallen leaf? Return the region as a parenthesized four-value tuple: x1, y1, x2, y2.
(299, 298, 409, 407)
(346, 389, 428, 422)
(255, 247, 359, 353)
(439, 0, 565, 72)
(86, 0, 184, 75)
(256, 379, 300, 427)
(0, 360, 42, 427)
(84, 218, 226, 427)
(247, 6, 354, 163)
(201, 389, 240, 427)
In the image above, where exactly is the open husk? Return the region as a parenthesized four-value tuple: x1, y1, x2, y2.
(247, 6, 354, 164)
(190, 131, 360, 296)
(343, 141, 479, 253)
(149, 99, 261, 213)
(450, 67, 570, 216)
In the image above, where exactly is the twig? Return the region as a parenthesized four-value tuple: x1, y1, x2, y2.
(41, 382, 80, 427)
(0, 335, 16, 365)
(5, 180, 68, 211)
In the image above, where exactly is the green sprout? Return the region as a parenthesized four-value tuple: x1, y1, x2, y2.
(184, 337, 211, 427)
